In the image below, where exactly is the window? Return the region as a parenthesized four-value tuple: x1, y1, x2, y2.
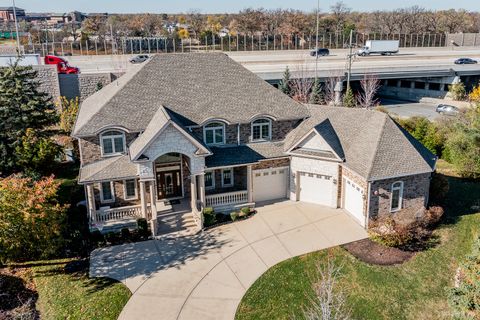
(414, 81, 426, 89)
(124, 179, 137, 200)
(390, 181, 404, 212)
(400, 80, 411, 88)
(205, 171, 215, 189)
(203, 122, 225, 145)
(251, 118, 271, 141)
(221, 168, 234, 187)
(101, 130, 125, 156)
(429, 82, 441, 91)
(100, 181, 115, 203)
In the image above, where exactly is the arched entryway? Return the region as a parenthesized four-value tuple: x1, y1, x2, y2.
(154, 152, 189, 201)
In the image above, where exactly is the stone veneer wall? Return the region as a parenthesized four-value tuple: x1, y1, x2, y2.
(252, 158, 290, 170)
(369, 173, 431, 219)
(93, 179, 141, 209)
(205, 166, 248, 195)
(32, 65, 61, 99)
(79, 132, 138, 165)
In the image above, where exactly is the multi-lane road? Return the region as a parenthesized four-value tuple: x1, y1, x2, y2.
(64, 46, 480, 77)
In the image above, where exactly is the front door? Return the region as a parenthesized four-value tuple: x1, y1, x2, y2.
(156, 170, 182, 199)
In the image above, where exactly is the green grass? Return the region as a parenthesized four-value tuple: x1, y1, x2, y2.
(32, 259, 131, 320)
(236, 167, 480, 320)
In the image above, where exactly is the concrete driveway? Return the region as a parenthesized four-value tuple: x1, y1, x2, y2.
(90, 201, 367, 320)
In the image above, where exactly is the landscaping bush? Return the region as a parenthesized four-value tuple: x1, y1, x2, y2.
(203, 207, 217, 227)
(449, 82, 466, 101)
(120, 228, 131, 241)
(240, 207, 251, 217)
(230, 211, 239, 222)
(90, 230, 105, 246)
(215, 212, 229, 223)
(368, 217, 415, 248)
(137, 218, 149, 238)
(448, 236, 480, 319)
(422, 206, 445, 228)
(105, 232, 118, 245)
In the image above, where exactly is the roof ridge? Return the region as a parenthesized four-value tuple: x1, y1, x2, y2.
(365, 112, 389, 180)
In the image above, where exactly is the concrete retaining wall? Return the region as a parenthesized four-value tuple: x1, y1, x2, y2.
(59, 71, 125, 101)
(32, 65, 61, 99)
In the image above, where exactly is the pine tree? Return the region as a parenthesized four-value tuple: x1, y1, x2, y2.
(0, 60, 58, 175)
(279, 66, 291, 96)
(309, 78, 323, 104)
(342, 87, 356, 108)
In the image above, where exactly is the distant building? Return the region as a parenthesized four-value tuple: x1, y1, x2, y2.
(0, 6, 25, 22)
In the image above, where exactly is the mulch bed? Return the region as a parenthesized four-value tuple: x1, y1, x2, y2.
(0, 267, 39, 319)
(343, 238, 415, 266)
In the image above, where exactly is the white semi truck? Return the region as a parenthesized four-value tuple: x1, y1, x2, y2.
(356, 40, 399, 56)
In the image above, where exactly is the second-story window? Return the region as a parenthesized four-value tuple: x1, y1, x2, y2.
(101, 130, 125, 156)
(251, 118, 271, 141)
(203, 122, 225, 145)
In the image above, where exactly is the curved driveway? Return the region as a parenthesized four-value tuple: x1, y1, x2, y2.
(90, 201, 367, 320)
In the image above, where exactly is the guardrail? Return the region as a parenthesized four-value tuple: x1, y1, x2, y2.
(94, 204, 151, 223)
(205, 190, 248, 208)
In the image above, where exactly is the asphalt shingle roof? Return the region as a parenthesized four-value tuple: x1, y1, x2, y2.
(206, 142, 285, 168)
(73, 52, 308, 137)
(79, 155, 137, 183)
(285, 105, 436, 180)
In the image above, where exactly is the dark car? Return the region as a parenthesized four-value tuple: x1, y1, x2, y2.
(436, 104, 459, 116)
(454, 58, 477, 65)
(310, 48, 330, 57)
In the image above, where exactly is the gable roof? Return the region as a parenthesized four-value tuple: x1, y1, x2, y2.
(285, 105, 436, 181)
(128, 106, 211, 161)
(79, 155, 137, 183)
(72, 52, 308, 137)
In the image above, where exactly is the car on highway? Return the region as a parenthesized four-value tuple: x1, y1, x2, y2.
(454, 58, 477, 65)
(129, 54, 150, 64)
(436, 104, 459, 116)
(310, 48, 330, 57)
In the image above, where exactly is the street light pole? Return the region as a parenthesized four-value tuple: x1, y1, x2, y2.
(346, 29, 353, 91)
(314, 0, 320, 81)
(12, 0, 21, 56)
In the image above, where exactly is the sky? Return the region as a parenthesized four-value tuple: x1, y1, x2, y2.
(4, 0, 480, 14)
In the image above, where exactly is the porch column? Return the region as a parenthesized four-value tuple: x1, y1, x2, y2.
(139, 180, 148, 219)
(247, 165, 253, 203)
(190, 174, 198, 211)
(199, 174, 206, 208)
(148, 182, 157, 235)
(86, 184, 96, 222)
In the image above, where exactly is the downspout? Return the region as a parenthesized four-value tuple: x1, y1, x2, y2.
(237, 123, 240, 145)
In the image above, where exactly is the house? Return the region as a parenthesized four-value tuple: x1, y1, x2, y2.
(0, 6, 25, 22)
(72, 52, 437, 235)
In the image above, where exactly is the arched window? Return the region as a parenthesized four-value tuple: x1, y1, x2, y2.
(203, 122, 225, 145)
(251, 118, 272, 141)
(390, 181, 404, 212)
(101, 130, 125, 156)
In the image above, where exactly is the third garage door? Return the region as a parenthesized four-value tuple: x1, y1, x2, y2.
(253, 167, 288, 202)
(299, 172, 335, 206)
(343, 178, 365, 226)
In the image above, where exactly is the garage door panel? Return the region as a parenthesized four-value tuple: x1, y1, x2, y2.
(299, 172, 334, 206)
(343, 178, 365, 226)
(253, 167, 288, 202)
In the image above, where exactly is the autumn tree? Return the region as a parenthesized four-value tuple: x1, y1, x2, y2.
(0, 175, 68, 263)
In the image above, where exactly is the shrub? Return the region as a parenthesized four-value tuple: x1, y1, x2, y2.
(240, 207, 251, 217)
(120, 228, 131, 241)
(429, 173, 450, 205)
(90, 230, 104, 245)
(368, 217, 414, 247)
(137, 218, 149, 238)
(215, 213, 229, 223)
(423, 206, 444, 227)
(230, 211, 239, 222)
(203, 207, 217, 227)
(449, 82, 466, 101)
(448, 236, 480, 319)
(105, 232, 118, 244)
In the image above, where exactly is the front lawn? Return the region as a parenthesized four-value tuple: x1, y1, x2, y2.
(236, 167, 480, 319)
(32, 259, 131, 320)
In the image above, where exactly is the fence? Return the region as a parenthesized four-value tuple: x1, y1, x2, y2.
(21, 32, 477, 57)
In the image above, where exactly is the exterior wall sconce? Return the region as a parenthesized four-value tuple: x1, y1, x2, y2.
(373, 190, 379, 196)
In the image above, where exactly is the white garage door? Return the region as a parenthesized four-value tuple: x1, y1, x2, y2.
(343, 178, 365, 226)
(299, 172, 334, 206)
(253, 167, 288, 202)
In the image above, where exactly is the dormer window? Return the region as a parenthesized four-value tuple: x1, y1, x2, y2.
(203, 122, 225, 145)
(101, 130, 125, 156)
(251, 118, 271, 141)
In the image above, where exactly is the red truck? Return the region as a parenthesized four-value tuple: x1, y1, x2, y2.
(44, 55, 79, 74)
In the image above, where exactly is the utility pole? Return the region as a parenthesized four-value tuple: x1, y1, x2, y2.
(314, 0, 320, 81)
(12, 0, 21, 56)
(346, 29, 354, 90)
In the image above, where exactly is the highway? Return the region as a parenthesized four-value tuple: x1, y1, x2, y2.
(380, 98, 440, 120)
(63, 47, 480, 78)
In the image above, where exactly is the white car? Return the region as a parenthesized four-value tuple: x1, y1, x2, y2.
(129, 55, 150, 64)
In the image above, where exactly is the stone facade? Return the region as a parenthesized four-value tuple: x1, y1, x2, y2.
(32, 65, 61, 99)
(252, 158, 290, 170)
(369, 173, 431, 219)
(93, 179, 141, 209)
(79, 132, 138, 165)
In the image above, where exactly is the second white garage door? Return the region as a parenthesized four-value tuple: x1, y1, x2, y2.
(299, 172, 335, 206)
(343, 178, 365, 226)
(253, 167, 288, 202)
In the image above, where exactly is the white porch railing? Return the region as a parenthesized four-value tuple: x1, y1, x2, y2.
(94, 204, 151, 223)
(205, 190, 248, 208)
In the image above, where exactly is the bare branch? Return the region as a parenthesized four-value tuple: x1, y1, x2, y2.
(356, 73, 381, 109)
